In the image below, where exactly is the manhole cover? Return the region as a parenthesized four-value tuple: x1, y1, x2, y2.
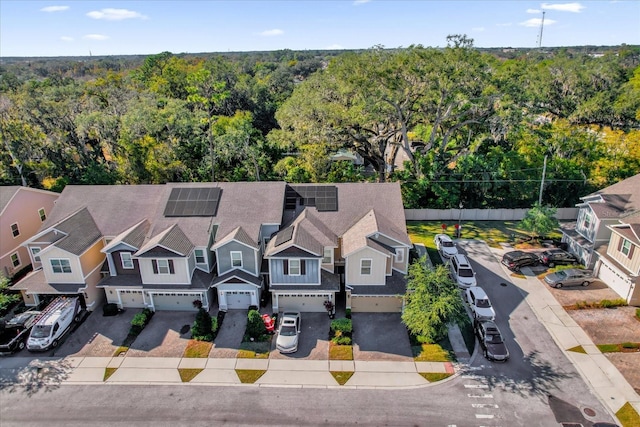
(583, 407, 597, 417)
(180, 324, 190, 334)
(500, 282, 508, 287)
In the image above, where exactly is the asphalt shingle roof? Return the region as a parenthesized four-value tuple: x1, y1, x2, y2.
(53, 207, 102, 255)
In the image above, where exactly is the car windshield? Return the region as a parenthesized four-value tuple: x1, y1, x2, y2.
(280, 325, 297, 336)
(476, 298, 491, 308)
(442, 241, 454, 247)
(30, 325, 51, 338)
(459, 268, 474, 278)
(487, 334, 503, 344)
(554, 271, 567, 279)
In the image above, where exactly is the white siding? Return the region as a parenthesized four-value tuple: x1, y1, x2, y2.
(40, 247, 84, 284)
(345, 248, 388, 286)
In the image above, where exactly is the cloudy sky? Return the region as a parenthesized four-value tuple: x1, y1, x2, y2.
(1, 1, 638, 57)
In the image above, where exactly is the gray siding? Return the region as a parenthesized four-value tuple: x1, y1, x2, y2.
(218, 241, 257, 275)
(270, 258, 319, 284)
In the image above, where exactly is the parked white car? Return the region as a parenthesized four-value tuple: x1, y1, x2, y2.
(276, 311, 301, 353)
(447, 254, 477, 288)
(465, 287, 495, 321)
(434, 234, 458, 258)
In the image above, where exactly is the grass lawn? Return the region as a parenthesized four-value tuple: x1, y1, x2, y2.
(597, 343, 640, 353)
(616, 402, 640, 427)
(329, 343, 354, 360)
(183, 340, 212, 358)
(238, 340, 271, 358)
(567, 345, 587, 354)
(331, 371, 354, 385)
(178, 368, 203, 382)
(419, 372, 453, 382)
(413, 343, 455, 362)
(103, 367, 117, 381)
(235, 369, 266, 383)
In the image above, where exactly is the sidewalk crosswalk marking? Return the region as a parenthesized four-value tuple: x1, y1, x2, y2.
(464, 384, 489, 388)
(472, 403, 499, 408)
(467, 393, 493, 398)
(475, 414, 495, 419)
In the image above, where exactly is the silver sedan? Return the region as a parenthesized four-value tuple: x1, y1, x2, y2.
(544, 268, 594, 288)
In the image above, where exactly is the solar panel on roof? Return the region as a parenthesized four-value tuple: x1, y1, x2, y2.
(163, 187, 222, 217)
(275, 226, 294, 246)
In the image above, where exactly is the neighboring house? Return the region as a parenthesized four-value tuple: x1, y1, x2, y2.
(265, 183, 412, 313)
(561, 173, 640, 269)
(561, 173, 640, 306)
(0, 186, 59, 279)
(330, 149, 364, 165)
(12, 183, 285, 312)
(594, 215, 640, 306)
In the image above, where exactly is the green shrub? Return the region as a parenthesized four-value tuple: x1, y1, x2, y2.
(246, 309, 266, 339)
(191, 308, 214, 341)
(211, 317, 218, 333)
(131, 312, 147, 328)
(331, 336, 352, 345)
(636, 308, 640, 320)
(330, 318, 352, 334)
(622, 342, 639, 349)
(345, 308, 351, 319)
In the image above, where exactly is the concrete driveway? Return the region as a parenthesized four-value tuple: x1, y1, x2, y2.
(126, 311, 194, 358)
(270, 312, 330, 360)
(52, 309, 140, 358)
(352, 313, 413, 361)
(210, 310, 246, 358)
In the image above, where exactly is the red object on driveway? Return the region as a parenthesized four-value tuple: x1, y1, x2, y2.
(262, 314, 275, 333)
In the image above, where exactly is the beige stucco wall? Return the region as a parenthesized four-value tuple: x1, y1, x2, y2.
(82, 266, 105, 311)
(345, 248, 388, 285)
(40, 246, 84, 284)
(0, 188, 58, 277)
(391, 247, 408, 273)
(79, 240, 106, 276)
(607, 233, 640, 275)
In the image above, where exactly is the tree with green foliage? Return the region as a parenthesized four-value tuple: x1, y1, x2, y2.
(246, 309, 267, 339)
(191, 307, 214, 341)
(402, 261, 466, 343)
(519, 203, 560, 240)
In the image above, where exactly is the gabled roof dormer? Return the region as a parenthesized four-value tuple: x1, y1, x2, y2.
(135, 224, 194, 257)
(102, 219, 150, 253)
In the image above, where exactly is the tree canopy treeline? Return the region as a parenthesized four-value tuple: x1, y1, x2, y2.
(1, 39, 639, 208)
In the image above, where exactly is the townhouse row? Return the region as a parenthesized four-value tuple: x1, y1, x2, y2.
(7, 182, 412, 314)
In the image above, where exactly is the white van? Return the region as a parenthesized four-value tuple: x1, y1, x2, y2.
(27, 297, 81, 351)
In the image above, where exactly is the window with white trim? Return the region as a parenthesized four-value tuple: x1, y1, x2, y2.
(195, 249, 206, 264)
(360, 259, 372, 275)
(395, 248, 404, 263)
(30, 247, 41, 262)
(38, 208, 46, 222)
(11, 223, 19, 238)
(582, 210, 592, 230)
(322, 248, 333, 264)
(157, 259, 170, 274)
(10, 253, 20, 268)
(231, 251, 242, 268)
(51, 258, 71, 273)
(289, 259, 301, 275)
(621, 239, 632, 257)
(120, 252, 134, 269)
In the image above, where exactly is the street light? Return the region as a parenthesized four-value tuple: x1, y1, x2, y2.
(457, 202, 463, 238)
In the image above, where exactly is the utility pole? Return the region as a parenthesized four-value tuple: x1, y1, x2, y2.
(538, 154, 547, 205)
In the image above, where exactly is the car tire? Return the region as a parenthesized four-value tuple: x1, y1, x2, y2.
(582, 281, 590, 287)
(18, 341, 25, 350)
(52, 339, 59, 348)
(555, 283, 563, 289)
(548, 262, 555, 268)
(483, 349, 488, 359)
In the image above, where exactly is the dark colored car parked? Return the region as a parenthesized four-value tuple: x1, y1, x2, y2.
(501, 250, 539, 271)
(474, 319, 509, 362)
(0, 310, 40, 353)
(538, 249, 578, 267)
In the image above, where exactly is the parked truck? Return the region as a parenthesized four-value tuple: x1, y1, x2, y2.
(27, 297, 81, 351)
(0, 311, 41, 353)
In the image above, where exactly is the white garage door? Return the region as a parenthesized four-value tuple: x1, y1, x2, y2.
(598, 261, 631, 300)
(152, 293, 201, 311)
(277, 294, 327, 312)
(225, 291, 253, 309)
(119, 289, 145, 308)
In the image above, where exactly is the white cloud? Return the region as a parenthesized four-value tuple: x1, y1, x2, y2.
(86, 8, 148, 21)
(60, 36, 74, 42)
(527, 8, 541, 14)
(40, 5, 69, 12)
(472, 27, 485, 32)
(353, 0, 371, 5)
(259, 29, 284, 37)
(520, 18, 557, 27)
(541, 2, 585, 13)
(325, 44, 344, 49)
(83, 34, 109, 40)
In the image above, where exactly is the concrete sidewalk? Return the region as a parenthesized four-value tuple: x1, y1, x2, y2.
(3, 355, 455, 389)
(491, 246, 640, 421)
